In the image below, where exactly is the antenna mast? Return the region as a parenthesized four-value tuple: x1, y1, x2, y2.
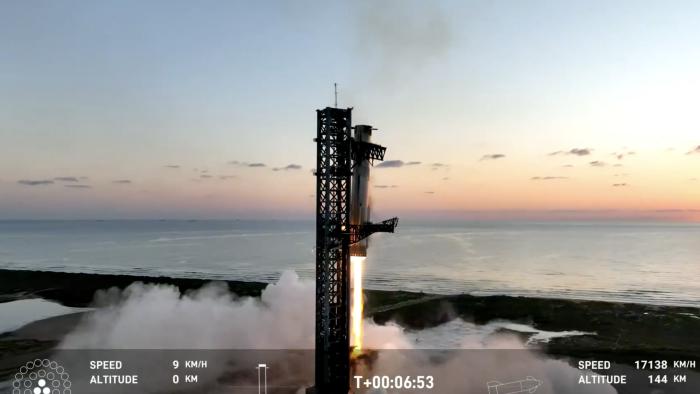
(334, 83, 338, 108)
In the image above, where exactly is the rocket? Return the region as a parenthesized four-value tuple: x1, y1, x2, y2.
(350, 125, 373, 258)
(487, 376, 542, 394)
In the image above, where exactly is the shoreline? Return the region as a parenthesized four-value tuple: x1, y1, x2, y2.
(1, 268, 699, 380)
(1, 267, 696, 309)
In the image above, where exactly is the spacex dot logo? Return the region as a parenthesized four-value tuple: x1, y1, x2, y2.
(12, 359, 72, 394)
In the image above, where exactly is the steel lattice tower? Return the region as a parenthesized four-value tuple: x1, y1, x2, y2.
(315, 107, 353, 392)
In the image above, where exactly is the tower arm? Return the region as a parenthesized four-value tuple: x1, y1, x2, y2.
(348, 217, 398, 245)
(351, 140, 387, 164)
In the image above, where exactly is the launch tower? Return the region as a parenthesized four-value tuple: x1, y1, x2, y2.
(314, 107, 397, 393)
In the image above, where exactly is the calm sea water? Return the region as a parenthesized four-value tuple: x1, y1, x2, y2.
(0, 220, 698, 307)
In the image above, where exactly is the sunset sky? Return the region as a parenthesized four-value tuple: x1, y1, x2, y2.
(1, 0, 699, 220)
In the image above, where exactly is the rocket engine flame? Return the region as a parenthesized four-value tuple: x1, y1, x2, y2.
(351, 255, 365, 352)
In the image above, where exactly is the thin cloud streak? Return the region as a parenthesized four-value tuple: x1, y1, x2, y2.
(531, 176, 569, 180)
(612, 151, 636, 160)
(54, 177, 79, 182)
(549, 148, 592, 156)
(376, 160, 405, 168)
(228, 160, 267, 168)
(272, 164, 303, 171)
(374, 159, 424, 168)
(479, 154, 505, 161)
(18, 179, 53, 186)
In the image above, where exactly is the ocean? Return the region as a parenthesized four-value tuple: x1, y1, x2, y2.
(0, 220, 698, 307)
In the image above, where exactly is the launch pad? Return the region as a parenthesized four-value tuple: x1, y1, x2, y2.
(313, 107, 398, 393)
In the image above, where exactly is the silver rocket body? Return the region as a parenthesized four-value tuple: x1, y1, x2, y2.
(350, 125, 372, 257)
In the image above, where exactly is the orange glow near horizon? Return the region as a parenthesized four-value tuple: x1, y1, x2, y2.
(2, 145, 699, 220)
(365, 150, 700, 221)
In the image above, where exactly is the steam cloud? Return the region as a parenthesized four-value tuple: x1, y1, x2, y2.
(60, 271, 615, 393)
(62, 271, 314, 349)
(354, 0, 453, 85)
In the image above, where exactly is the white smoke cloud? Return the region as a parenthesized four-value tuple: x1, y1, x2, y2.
(58, 271, 616, 393)
(353, 0, 454, 87)
(61, 271, 314, 349)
